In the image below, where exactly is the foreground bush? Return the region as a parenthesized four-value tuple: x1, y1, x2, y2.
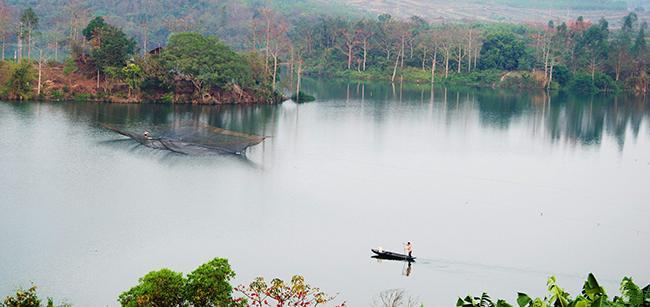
(118, 257, 341, 307)
(118, 258, 237, 307)
(1, 285, 70, 307)
(457, 274, 650, 307)
(234, 275, 341, 306)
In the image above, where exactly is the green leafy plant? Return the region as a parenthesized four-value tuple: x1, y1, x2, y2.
(184, 258, 236, 307)
(462, 274, 650, 307)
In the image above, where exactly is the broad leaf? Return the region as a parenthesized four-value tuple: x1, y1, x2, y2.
(517, 293, 532, 307)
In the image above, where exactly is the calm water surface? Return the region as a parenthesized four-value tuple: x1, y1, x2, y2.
(1, 80, 650, 306)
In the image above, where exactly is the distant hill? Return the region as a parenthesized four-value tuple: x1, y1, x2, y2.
(338, 0, 644, 26)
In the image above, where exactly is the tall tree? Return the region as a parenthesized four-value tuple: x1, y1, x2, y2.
(20, 7, 38, 60)
(0, 0, 12, 61)
(575, 18, 609, 80)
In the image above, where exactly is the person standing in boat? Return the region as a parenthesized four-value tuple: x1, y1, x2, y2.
(405, 242, 413, 258)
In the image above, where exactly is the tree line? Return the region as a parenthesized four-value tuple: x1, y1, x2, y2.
(1, 1, 649, 99)
(282, 12, 649, 93)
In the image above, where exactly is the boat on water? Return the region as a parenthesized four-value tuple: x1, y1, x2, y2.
(371, 248, 416, 262)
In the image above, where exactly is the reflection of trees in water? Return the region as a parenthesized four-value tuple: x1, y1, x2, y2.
(47, 102, 280, 137)
(6, 83, 648, 151)
(302, 79, 650, 150)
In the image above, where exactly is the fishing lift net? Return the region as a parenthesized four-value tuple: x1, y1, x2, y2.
(103, 122, 265, 156)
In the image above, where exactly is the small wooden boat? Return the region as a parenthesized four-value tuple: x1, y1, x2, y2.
(371, 249, 416, 262)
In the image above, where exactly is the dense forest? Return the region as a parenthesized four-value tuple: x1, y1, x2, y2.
(0, 0, 649, 103)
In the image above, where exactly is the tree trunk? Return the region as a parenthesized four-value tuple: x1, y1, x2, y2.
(272, 55, 278, 91)
(265, 17, 271, 73)
(17, 31, 22, 61)
(97, 69, 100, 89)
(445, 49, 450, 78)
(400, 34, 405, 68)
(474, 47, 478, 70)
(457, 44, 462, 73)
(467, 30, 472, 73)
(37, 50, 42, 95)
(347, 44, 353, 70)
(1, 40, 4, 61)
(543, 45, 549, 81)
(391, 49, 400, 83)
(54, 41, 58, 62)
(363, 39, 367, 71)
(615, 53, 621, 81)
(143, 25, 148, 56)
(591, 58, 596, 81)
(27, 30, 31, 60)
(548, 58, 554, 89)
(421, 46, 427, 71)
(296, 60, 302, 99)
(431, 48, 437, 84)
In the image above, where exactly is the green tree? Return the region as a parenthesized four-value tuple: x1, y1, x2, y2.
(5, 61, 36, 100)
(184, 258, 236, 306)
(161, 32, 253, 100)
(19, 7, 39, 60)
(82, 16, 107, 41)
(632, 22, 647, 56)
(121, 63, 143, 98)
(118, 269, 186, 307)
(478, 32, 527, 71)
(89, 24, 136, 71)
(575, 19, 609, 80)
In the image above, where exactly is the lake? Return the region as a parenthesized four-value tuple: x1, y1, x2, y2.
(1, 79, 649, 306)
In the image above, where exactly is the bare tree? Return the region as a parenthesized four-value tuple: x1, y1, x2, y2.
(335, 19, 357, 70)
(373, 289, 418, 307)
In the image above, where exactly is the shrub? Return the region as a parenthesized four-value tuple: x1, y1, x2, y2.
(551, 65, 571, 86)
(161, 92, 174, 103)
(62, 58, 77, 76)
(5, 61, 36, 100)
(73, 93, 91, 101)
(51, 90, 64, 101)
(594, 73, 618, 93)
(569, 73, 598, 94)
(3, 285, 40, 307)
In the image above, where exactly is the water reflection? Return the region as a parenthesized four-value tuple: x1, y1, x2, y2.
(3, 81, 648, 151)
(302, 79, 649, 150)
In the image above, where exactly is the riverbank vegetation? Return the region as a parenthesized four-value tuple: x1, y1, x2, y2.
(0, 1, 649, 101)
(292, 13, 649, 94)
